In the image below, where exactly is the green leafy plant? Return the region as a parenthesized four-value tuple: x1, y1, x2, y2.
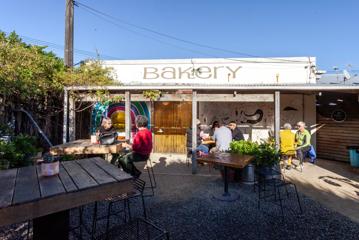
(230, 140, 259, 155)
(143, 90, 161, 101)
(0, 134, 40, 169)
(42, 153, 60, 163)
(230, 140, 280, 167)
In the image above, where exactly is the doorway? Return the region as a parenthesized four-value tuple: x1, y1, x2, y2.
(153, 102, 191, 153)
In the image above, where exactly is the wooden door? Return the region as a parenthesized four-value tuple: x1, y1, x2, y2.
(153, 102, 192, 153)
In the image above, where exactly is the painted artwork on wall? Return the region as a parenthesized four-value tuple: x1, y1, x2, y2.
(91, 102, 150, 134)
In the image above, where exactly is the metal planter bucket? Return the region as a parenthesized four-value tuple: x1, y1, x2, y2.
(240, 163, 255, 184)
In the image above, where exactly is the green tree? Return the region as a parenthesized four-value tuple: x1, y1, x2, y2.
(0, 31, 116, 143)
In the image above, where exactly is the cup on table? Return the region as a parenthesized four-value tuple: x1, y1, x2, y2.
(90, 134, 97, 144)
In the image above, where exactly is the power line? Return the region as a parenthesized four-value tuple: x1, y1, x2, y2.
(76, 4, 311, 66)
(75, 1, 310, 64)
(4, 31, 121, 59)
(76, 5, 216, 59)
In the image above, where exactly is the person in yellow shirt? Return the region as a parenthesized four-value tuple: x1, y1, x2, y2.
(280, 123, 296, 170)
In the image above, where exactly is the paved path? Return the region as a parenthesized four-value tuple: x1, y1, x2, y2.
(283, 159, 359, 223)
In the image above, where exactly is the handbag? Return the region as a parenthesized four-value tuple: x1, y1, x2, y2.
(99, 131, 117, 145)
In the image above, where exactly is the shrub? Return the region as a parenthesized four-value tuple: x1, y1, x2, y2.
(0, 134, 40, 169)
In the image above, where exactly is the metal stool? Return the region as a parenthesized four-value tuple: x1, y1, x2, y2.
(254, 167, 303, 219)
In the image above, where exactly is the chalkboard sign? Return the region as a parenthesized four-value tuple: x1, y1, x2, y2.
(331, 110, 346, 122)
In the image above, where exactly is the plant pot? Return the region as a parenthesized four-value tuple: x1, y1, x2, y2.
(240, 163, 255, 184)
(255, 165, 280, 180)
(41, 161, 60, 176)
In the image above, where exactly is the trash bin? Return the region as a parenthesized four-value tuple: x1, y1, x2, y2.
(346, 146, 359, 168)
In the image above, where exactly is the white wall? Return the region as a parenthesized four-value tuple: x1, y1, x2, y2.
(197, 93, 316, 144)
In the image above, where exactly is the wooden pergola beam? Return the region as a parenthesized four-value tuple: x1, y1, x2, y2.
(76, 93, 274, 102)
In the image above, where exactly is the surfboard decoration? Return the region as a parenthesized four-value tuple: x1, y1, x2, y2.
(91, 101, 150, 134)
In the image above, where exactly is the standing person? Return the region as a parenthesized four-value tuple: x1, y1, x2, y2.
(119, 115, 152, 177)
(295, 121, 311, 169)
(227, 121, 244, 141)
(280, 123, 296, 170)
(211, 122, 233, 152)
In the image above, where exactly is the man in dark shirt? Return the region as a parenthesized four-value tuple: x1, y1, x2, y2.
(228, 121, 244, 141)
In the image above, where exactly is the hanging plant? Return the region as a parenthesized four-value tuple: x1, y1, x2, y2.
(143, 90, 161, 101)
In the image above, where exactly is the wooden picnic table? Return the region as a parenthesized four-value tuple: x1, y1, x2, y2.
(50, 139, 124, 156)
(0, 157, 133, 240)
(197, 152, 254, 201)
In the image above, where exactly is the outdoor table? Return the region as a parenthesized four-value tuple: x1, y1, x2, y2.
(0, 157, 133, 240)
(50, 139, 124, 156)
(201, 140, 216, 145)
(197, 152, 254, 201)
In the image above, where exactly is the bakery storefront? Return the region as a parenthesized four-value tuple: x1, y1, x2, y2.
(63, 57, 359, 166)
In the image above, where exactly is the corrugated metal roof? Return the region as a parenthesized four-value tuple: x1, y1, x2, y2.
(317, 73, 359, 85)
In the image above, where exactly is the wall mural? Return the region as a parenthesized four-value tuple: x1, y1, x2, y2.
(239, 109, 264, 124)
(91, 102, 150, 134)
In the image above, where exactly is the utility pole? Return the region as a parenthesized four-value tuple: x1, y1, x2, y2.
(64, 0, 74, 67)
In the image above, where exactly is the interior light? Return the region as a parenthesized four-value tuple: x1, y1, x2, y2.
(337, 99, 343, 102)
(328, 102, 337, 106)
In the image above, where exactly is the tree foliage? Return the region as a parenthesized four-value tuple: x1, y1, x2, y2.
(0, 30, 117, 143)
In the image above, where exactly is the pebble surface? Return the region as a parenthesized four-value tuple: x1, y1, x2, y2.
(1, 169, 358, 240)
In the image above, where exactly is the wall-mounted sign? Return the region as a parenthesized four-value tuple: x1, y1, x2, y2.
(332, 109, 346, 122)
(102, 57, 316, 85)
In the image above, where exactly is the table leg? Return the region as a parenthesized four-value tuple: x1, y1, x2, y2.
(213, 166, 240, 202)
(33, 210, 69, 240)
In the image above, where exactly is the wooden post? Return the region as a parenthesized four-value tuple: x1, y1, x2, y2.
(64, 0, 74, 67)
(274, 91, 280, 149)
(63, 89, 68, 143)
(191, 91, 198, 174)
(68, 94, 76, 141)
(125, 91, 131, 141)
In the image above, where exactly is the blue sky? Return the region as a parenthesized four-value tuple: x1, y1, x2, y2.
(1, 0, 358, 71)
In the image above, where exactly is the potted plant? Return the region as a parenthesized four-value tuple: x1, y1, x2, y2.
(230, 140, 259, 183)
(41, 153, 60, 176)
(253, 142, 281, 178)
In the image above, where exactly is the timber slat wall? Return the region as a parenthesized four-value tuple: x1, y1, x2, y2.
(153, 102, 191, 153)
(317, 116, 359, 162)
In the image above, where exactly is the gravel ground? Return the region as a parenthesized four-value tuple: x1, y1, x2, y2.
(1, 167, 358, 240)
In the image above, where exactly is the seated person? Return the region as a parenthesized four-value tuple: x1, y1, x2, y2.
(227, 121, 244, 141)
(280, 123, 296, 169)
(295, 121, 311, 167)
(186, 119, 209, 155)
(119, 115, 152, 177)
(98, 117, 117, 144)
(208, 121, 220, 136)
(210, 122, 232, 153)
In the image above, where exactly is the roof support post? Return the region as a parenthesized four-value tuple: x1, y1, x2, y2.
(191, 91, 198, 174)
(68, 93, 76, 141)
(125, 91, 131, 141)
(63, 89, 68, 143)
(274, 91, 281, 149)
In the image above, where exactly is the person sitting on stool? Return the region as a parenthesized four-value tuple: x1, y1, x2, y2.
(119, 115, 152, 178)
